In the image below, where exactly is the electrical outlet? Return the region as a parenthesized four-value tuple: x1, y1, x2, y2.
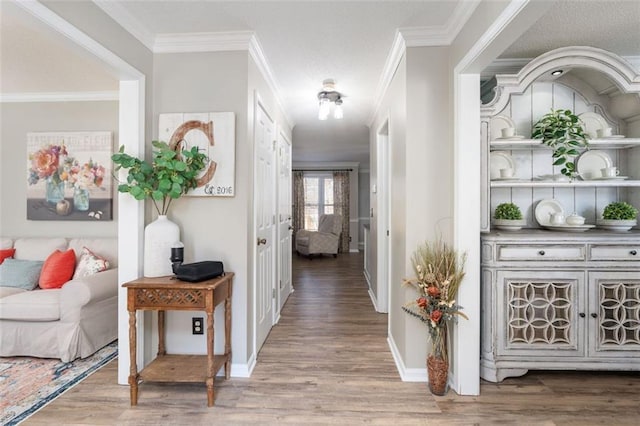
(192, 317, 204, 335)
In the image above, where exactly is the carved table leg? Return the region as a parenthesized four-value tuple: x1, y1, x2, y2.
(128, 309, 139, 406)
(206, 309, 215, 406)
(224, 284, 232, 379)
(158, 310, 166, 356)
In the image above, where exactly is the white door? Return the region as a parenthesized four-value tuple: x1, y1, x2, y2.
(254, 97, 276, 352)
(276, 130, 293, 318)
(376, 120, 390, 313)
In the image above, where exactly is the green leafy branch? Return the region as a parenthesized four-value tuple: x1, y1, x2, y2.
(531, 109, 589, 177)
(111, 140, 208, 215)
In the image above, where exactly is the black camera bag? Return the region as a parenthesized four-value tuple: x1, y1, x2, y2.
(174, 261, 224, 282)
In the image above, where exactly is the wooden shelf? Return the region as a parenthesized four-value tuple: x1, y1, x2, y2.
(490, 138, 640, 150)
(140, 354, 228, 383)
(490, 180, 640, 188)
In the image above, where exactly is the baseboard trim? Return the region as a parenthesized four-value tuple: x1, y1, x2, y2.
(367, 287, 377, 309)
(387, 335, 427, 382)
(227, 352, 257, 378)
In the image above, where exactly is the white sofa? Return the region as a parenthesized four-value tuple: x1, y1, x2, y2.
(0, 237, 118, 362)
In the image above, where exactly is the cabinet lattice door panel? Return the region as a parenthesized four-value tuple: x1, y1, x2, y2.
(589, 272, 640, 356)
(497, 271, 585, 357)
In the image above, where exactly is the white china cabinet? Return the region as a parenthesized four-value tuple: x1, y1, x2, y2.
(480, 47, 640, 382)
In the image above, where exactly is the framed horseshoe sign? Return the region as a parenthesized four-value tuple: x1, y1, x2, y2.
(159, 112, 236, 197)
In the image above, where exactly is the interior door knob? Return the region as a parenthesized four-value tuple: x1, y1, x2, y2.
(538, 250, 545, 256)
(631, 250, 637, 256)
(579, 312, 585, 318)
(257, 238, 267, 246)
(590, 313, 598, 318)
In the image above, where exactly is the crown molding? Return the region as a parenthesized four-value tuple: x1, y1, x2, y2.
(480, 58, 530, 80)
(0, 91, 119, 103)
(154, 31, 254, 53)
(247, 35, 293, 129)
(483, 55, 640, 81)
(92, 0, 155, 51)
(368, 1, 479, 126)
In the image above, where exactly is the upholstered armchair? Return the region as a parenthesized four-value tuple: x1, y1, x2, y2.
(296, 214, 342, 258)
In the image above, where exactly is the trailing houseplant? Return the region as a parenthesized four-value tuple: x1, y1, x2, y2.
(402, 239, 467, 396)
(531, 109, 589, 178)
(111, 140, 208, 215)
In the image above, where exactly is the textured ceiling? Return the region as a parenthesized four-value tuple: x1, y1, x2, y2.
(0, 2, 118, 93)
(5, 1, 638, 166)
(501, 0, 640, 59)
(114, 0, 461, 165)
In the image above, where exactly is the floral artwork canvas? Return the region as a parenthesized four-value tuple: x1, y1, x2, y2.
(27, 132, 113, 221)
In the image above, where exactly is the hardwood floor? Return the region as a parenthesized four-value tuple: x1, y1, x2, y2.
(26, 253, 640, 425)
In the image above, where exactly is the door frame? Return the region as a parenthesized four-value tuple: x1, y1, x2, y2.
(15, 1, 146, 386)
(252, 91, 277, 354)
(375, 119, 391, 313)
(274, 127, 293, 322)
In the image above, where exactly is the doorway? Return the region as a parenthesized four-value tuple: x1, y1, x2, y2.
(375, 120, 390, 313)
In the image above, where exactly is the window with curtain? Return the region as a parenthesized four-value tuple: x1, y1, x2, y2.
(303, 174, 334, 231)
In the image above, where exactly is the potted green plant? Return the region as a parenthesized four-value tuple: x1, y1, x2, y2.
(597, 201, 638, 232)
(531, 109, 589, 178)
(112, 140, 207, 215)
(493, 202, 526, 231)
(112, 140, 208, 277)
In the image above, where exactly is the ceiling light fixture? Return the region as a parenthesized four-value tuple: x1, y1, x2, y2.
(551, 69, 564, 76)
(317, 79, 343, 120)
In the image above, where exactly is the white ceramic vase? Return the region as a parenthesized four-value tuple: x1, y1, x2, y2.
(144, 215, 180, 277)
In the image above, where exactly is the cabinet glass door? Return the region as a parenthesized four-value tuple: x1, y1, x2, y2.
(588, 271, 640, 357)
(496, 270, 586, 357)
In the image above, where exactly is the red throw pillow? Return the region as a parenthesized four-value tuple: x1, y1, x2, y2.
(39, 249, 76, 289)
(0, 248, 16, 264)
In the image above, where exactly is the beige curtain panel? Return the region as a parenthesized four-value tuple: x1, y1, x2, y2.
(292, 170, 305, 239)
(333, 170, 350, 253)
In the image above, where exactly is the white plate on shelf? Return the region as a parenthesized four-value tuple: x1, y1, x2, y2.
(494, 135, 526, 141)
(579, 112, 608, 139)
(576, 150, 612, 180)
(490, 115, 516, 140)
(493, 219, 526, 231)
(593, 176, 628, 181)
(489, 151, 515, 180)
(542, 224, 595, 232)
(535, 199, 564, 227)
(594, 135, 625, 140)
(596, 219, 637, 232)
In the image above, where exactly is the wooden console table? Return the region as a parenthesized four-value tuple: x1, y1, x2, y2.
(123, 273, 234, 406)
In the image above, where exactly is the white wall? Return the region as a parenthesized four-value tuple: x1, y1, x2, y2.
(370, 53, 407, 349)
(152, 50, 251, 366)
(358, 169, 370, 249)
(150, 49, 291, 373)
(0, 101, 119, 237)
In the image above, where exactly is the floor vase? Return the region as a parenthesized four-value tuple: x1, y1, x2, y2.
(427, 326, 449, 396)
(144, 215, 180, 277)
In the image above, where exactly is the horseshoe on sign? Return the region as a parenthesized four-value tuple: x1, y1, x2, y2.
(168, 120, 217, 188)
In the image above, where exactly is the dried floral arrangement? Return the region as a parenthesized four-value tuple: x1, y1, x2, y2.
(402, 239, 468, 359)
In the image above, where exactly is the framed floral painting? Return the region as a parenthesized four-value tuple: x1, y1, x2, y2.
(27, 131, 113, 221)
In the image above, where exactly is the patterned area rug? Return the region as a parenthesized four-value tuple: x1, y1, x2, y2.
(0, 341, 117, 426)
